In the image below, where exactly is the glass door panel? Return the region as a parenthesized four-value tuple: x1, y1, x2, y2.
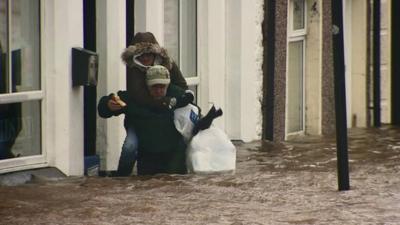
(287, 40, 304, 133)
(164, 0, 180, 64)
(0, 100, 41, 159)
(11, 0, 40, 92)
(164, 0, 199, 90)
(0, 0, 42, 167)
(180, 0, 197, 78)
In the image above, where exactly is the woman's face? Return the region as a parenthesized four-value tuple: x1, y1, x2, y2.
(137, 53, 155, 66)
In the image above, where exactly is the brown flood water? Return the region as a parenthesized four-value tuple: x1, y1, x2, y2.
(1, 126, 400, 225)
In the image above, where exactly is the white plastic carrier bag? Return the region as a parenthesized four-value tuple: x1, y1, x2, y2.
(173, 104, 200, 143)
(186, 126, 236, 174)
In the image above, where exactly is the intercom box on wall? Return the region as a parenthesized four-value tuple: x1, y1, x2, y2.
(72, 47, 98, 86)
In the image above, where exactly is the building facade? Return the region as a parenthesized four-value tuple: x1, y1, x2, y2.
(0, 0, 397, 175)
(265, 0, 396, 141)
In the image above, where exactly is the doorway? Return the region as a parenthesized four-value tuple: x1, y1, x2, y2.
(83, 0, 96, 157)
(286, 0, 306, 136)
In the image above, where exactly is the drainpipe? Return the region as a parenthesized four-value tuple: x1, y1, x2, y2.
(262, 0, 276, 141)
(331, 0, 350, 191)
(373, 0, 381, 127)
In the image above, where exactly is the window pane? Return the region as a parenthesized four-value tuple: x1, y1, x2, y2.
(0, 0, 8, 94)
(287, 41, 304, 133)
(180, 0, 197, 78)
(292, 0, 305, 30)
(164, 0, 180, 66)
(0, 100, 41, 159)
(11, 0, 40, 92)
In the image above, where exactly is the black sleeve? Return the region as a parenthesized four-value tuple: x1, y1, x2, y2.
(97, 93, 125, 118)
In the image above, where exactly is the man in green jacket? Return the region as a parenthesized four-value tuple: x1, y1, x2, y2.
(101, 32, 189, 176)
(98, 65, 191, 175)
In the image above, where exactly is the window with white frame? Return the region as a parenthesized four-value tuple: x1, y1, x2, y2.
(164, 0, 198, 99)
(0, 0, 42, 162)
(286, 0, 306, 134)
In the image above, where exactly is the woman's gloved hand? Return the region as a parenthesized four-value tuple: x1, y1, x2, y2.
(174, 90, 195, 108)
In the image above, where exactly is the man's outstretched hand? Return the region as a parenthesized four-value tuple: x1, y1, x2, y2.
(108, 94, 126, 111)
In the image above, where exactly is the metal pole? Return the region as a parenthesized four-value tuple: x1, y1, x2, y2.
(373, 0, 381, 127)
(331, 0, 350, 191)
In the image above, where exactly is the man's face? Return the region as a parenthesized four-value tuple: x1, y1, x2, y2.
(149, 84, 168, 99)
(137, 53, 155, 66)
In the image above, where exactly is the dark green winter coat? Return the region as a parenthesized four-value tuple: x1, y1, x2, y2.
(97, 85, 187, 173)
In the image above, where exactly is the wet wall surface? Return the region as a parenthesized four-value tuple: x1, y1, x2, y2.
(1, 126, 400, 225)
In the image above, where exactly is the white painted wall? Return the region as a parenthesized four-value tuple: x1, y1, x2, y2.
(197, 0, 210, 114)
(223, 0, 264, 141)
(349, 0, 368, 127)
(387, 0, 392, 124)
(238, 0, 264, 141)
(343, 0, 353, 128)
(96, 0, 127, 171)
(198, 0, 227, 130)
(305, 0, 322, 135)
(225, 0, 242, 139)
(380, 0, 391, 123)
(43, 0, 84, 176)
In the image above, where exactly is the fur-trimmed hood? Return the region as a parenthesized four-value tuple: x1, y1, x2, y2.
(121, 42, 173, 71)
